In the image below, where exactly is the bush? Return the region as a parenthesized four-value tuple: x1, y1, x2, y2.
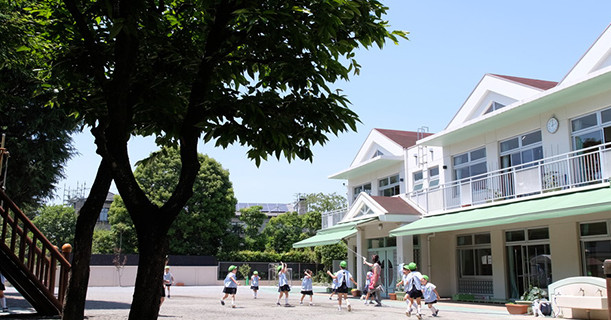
(311, 270, 330, 286)
(217, 249, 317, 263)
(238, 264, 251, 280)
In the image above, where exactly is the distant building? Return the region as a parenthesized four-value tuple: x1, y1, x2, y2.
(233, 199, 306, 232)
(67, 192, 115, 230)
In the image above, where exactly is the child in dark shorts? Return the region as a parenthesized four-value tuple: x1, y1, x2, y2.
(250, 271, 260, 299)
(421, 275, 440, 317)
(299, 269, 314, 306)
(221, 265, 240, 308)
(276, 262, 290, 306)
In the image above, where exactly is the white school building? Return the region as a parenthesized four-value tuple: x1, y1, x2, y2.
(294, 23, 611, 303)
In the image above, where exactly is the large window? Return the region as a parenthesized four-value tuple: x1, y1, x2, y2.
(457, 233, 492, 277)
(505, 227, 551, 298)
(428, 166, 440, 188)
(453, 147, 487, 180)
(500, 131, 543, 169)
(99, 207, 109, 222)
(353, 183, 371, 200)
(571, 107, 611, 150)
(379, 174, 400, 196)
(580, 221, 611, 278)
(413, 171, 423, 191)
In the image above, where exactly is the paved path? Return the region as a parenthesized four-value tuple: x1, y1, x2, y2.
(0, 286, 540, 319)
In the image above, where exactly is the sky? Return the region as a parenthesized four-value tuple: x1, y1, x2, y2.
(52, 1, 611, 205)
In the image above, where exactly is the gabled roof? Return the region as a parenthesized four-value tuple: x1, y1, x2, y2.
(369, 196, 420, 215)
(490, 74, 558, 90)
(374, 129, 432, 148)
(561, 23, 611, 85)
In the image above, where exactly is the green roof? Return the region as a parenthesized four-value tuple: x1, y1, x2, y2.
(292, 218, 374, 248)
(389, 187, 611, 237)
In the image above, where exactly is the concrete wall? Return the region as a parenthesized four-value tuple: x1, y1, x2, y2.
(88, 266, 221, 287)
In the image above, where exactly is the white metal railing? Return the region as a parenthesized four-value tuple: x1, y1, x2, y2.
(321, 207, 348, 229)
(408, 142, 611, 215)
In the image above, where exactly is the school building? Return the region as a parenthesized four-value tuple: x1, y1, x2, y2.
(294, 23, 611, 301)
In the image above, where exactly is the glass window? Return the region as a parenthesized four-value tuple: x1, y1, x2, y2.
(499, 131, 543, 169)
(573, 130, 603, 150)
(522, 131, 542, 146)
(379, 174, 400, 197)
(582, 240, 611, 277)
(474, 233, 491, 244)
(353, 183, 371, 200)
(581, 222, 608, 237)
(572, 113, 598, 132)
(602, 109, 611, 124)
(453, 153, 469, 166)
(500, 138, 519, 153)
(506, 230, 525, 242)
(528, 228, 549, 240)
(413, 171, 423, 181)
(453, 147, 487, 180)
(471, 148, 486, 161)
(457, 235, 472, 246)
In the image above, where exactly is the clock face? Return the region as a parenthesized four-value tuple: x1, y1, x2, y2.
(547, 117, 559, 133)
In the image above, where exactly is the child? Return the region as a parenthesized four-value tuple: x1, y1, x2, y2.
(421, 275, 440, 317)
(404, 262, 424, 319)
(276, 262, 290, 306)
(0, 272, 7, 312)
(327, 261, 358, 312)
(163, 266, 175, 298)
(221, 265, 240, 308)
(328, 276, 338, 300)
(250, 271, 260, 299)
(362, 269, 373, 305)
(299, 269, 314, 306)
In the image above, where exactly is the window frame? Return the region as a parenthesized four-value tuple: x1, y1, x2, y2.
(452, 147, 487, 181)
(456, 233, 493, 278)
(378, 174, 401, 197)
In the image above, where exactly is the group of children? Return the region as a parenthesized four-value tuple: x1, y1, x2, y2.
(220, 259, 440, 316)
(397, 262, 440, 319)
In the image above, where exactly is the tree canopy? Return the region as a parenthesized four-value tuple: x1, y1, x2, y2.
(31, 204, 77, 248)
(0, 1, 78, 207)
(21, 1, 407, 318)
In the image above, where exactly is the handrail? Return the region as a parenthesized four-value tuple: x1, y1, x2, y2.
(0, 189, 71, 310)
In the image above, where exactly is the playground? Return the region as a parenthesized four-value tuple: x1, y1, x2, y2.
(1, 285, 534, 319)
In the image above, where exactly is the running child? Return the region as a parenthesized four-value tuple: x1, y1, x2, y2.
(221, 265, 240, 308)
(328, 275, 338, 300)
(299, 269, 314, 306)
(404, 262, 424, 319)
(0, 272, 7, 312)
(362, 269, 373, 305)
(327, 261, 358, 312)
(421, 275, 440, 317)
(250, 271, 260, 299)
(163, 266, 175, 298)
(276, 262, 291, 306)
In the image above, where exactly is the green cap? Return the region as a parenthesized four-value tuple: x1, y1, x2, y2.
(408, 262, 417, 270)
(228, 265, 237, 272)
(253, 271, 258, 275)
(277, 265, 283, 272)
(422, 275, 429, 281)
(165, 266, 170, 269)
(402, 264, 410, 270)
(340, 261, 347, 268)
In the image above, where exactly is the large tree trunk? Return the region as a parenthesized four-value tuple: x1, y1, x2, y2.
(62, 160, 113, 320)
(128, 220, 168, 320)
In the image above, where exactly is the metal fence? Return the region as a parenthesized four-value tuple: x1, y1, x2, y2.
(217, 261, 324, 285)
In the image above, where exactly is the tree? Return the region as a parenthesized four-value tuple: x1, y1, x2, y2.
(302, 192, 347, 213)
(0, 1, 78, 208)
(109, 147, 237, 255)
(30, 1, 407, 319)
(263, 211, 304, 252)
(31, 205, 77, 247)
(107, 196, 139, 254)
(238, 206, 267, 251)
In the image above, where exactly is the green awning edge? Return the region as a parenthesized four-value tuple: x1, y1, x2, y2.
(292, 217, 376, 248)
(389, 187, 611, 237)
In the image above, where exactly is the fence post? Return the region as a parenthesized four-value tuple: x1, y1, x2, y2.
(604, 259, 611, 320)
(59, 244, 72, 304)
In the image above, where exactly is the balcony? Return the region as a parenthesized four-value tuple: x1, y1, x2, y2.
(408, 142, 611, 215)
(321, 207, 348, 229)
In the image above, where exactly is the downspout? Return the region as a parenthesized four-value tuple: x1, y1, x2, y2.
(403, 147, 409, 195)
(427, 233, 436, 277)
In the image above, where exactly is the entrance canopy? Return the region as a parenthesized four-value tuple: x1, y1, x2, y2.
(390, 187, 611, 237)
(292, 218, 374, 248)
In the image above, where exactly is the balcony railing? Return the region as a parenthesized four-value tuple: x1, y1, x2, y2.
(408, 142, 611, 215)
(321, 207, 348, 229)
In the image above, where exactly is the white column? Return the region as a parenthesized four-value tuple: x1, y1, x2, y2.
(396, 234, 413, 266)
(356, 228, 366, 286)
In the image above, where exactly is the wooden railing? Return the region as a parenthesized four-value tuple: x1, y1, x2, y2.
(0, 189, 71, 310)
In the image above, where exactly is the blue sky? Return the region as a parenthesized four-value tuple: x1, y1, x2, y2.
(53, 1, 611, 205)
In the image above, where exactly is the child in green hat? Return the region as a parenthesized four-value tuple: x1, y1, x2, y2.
(221, 265, 240, 308)
(327, 260, 358, 311)
(276, 262, 291, 306)
(250, 271, 260, 299)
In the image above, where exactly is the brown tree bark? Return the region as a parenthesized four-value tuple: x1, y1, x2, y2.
(62, 159, 113, 320)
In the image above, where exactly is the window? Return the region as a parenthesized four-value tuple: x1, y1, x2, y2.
(428, 166, 440, 188)
(372, 150, 384, 158)
(379, 174, 400, 196)
(571, 107, 611, 151)
(499, 131, 543, 169)
(580, 221, 611, 278)
(457, 233, 492, 277)
(353, 183, 371, 201)
(99, 208, 109, 222)
(452, 147, 487, 180)
(484, 101, 506, 114)
(413, 171, 423, 191)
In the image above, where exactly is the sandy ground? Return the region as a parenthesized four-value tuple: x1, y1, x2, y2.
(0, 285, 539, 319)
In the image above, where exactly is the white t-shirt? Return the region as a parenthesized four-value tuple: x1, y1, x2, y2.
(406, 271, 423, 291)
(336, 269, 353, 287)
(423, 282, 437, 302)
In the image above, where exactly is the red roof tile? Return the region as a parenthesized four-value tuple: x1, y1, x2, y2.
(374, 129, 433, 148)
(369, 196, 420, 215)
(490, 74, 558, 90)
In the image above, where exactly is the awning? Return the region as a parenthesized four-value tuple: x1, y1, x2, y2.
(292, 218, 374, 248)
(389, 187, 611, 237)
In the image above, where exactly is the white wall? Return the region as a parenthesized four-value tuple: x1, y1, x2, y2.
(88, 266, 221, 287)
